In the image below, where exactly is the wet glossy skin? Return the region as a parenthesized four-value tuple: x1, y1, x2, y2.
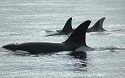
(2, 20, 93, 54)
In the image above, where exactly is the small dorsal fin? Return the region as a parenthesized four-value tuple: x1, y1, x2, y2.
(87, 17, 105, 32)
(61, 17, 73, 34)
(64, 20, 91, 46)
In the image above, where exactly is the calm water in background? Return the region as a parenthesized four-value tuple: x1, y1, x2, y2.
(0, 0, 125, 78)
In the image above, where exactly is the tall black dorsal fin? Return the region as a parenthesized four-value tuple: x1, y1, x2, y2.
(64, 20, 91, 46)
(61, 17, 73, 34)
(87, 17, 105, 32)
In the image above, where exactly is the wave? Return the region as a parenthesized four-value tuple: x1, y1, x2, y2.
(0, 32, 21, 36)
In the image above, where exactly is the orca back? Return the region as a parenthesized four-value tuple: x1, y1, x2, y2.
(87, 17, 105, 32)
(46, 17, 73, 36)
(2, 20, 92, 54)
(61, 17, 73, 34)
(64, 20, 91, 46)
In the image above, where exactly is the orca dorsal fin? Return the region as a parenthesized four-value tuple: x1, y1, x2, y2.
(87, 17, 105, 32)
(61, 17, 73, 34)
(64, 20, 91, 46)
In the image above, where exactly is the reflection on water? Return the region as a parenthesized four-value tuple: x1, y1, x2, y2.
(69, 51, 87, 72)
(69, 51, 87, 60)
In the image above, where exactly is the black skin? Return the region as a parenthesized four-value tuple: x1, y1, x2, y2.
(2, 20, 91, 54)
(47, 17, 106, 36)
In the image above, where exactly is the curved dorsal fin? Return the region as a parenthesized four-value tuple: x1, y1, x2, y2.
(61, 17, 73, 34)
(64, 20, 91, 46)
(87, 17, 105, 32)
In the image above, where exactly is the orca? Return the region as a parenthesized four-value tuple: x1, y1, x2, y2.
(87, 17, 106, 32)
(46, 17, 73, 36)
(47, 17, 106, 36)
(2, 20, 94, 54)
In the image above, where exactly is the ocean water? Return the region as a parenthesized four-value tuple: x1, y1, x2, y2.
(0, 0, 125, 78)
